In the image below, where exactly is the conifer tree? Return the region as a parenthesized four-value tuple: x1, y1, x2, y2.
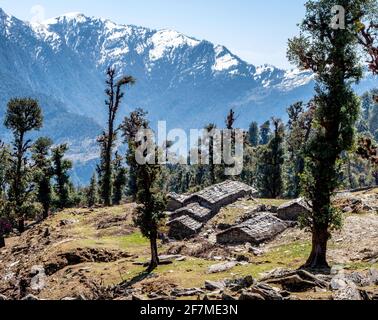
(284, 102, 315, 198)
(259, 120, 271, 145)
(287, 0, 377, 269)
(86, 173, 98, 208)
(205, 123, 218, 185)
(52, 144, 72, 209)
(4, 98, 43, 232)
(112, 152, 127, 205)
(132, 127, 166, 272)
(121, 108, 149, 200)
(256, 118, 285, 198)
(0, 141, 9, 199)
(248, 122, 259, 147)
(98, 67, 135, 206)
(32, 137, 54, 219)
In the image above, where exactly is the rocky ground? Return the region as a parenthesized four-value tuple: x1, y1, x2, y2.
(0, 190, 377, 301)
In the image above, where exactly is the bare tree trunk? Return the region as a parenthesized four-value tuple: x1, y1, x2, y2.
(0, 235, 5, 248)
(147, 232, 159, 273)
(43, 204, 49, 220)
(303, 225, 330, 270)
(18, 219, 25, 234)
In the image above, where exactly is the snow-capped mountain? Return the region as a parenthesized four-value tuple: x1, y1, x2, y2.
(0, 8, 376, 183)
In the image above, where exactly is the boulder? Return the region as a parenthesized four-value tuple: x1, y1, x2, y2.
(266, 275, 317, 292)
(250, 283, 283, 300)
(171, 288, 204, 297)
(276, 198, 311, 221)
(207, 261, 239, 274)
(222, 292, 237, 301)
(369, 268, 378, 285)
(21, 294, 40, 300)
(332, 282, 363, 301)
(205, 280, 226, 291)
(225, 276, 255, 292)
(239, 291, 265, 300)
(30, 265, 47, 291)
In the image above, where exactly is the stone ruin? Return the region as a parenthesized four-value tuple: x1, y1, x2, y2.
(276, 198, 311, 221)
(167, 180, 257, 239)
(167, 180, 311, 245)
(216, 213, 293, 245)
(215, 199, 309, 246)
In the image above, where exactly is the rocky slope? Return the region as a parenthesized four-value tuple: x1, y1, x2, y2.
(0, 190, 377, 300)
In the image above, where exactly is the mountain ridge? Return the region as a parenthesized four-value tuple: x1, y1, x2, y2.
(0, 8, 376, 184)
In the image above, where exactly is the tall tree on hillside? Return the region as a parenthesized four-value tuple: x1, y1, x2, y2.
(52, 144, 72, 209)
(112, 152, 128, 205)
(121, 108, 149, 201)
(287, 0, 377, 269)
(256, 118, 285, 198)
(205, 123, 218, 185)
(259, 120, 271, 145)
(98, 67, 135, 206)
(285, 102, 315, 198)
(134, 138, 166, 272)
(32, 137, 54, 220)
(86, 173, 98, 208)
(0, 141, 10, 199)
(4, 98, 43, 233)
(248, 122, 259, 147)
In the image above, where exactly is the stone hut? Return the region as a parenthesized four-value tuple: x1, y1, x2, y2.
(183, 180, 256, 212)
(170, 203, 212, 223)
(167, 180, 257, 240)
(276, 198, 311, 221)
(216, 213, 289, 245)
(167, 193, 190, 211)
(167, 216, 203, 240)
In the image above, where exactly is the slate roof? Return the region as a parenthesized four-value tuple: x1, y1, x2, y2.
(167, 215, 203, 233)
(188, 180, 255, 205)
(172, 203, 212, 222)
(277, 198, 311, 212)
(168, 192, 190, 204)
(217, 213, 288, 244)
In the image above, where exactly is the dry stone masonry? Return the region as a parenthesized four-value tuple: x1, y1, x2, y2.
(167, 180, 256, 239)
(216, 213, 291, 245)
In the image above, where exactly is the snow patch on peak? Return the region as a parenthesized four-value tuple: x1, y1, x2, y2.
(43, 12, 88, 25)
(276, 68, 315, 91)
(254, 64, 276, 76)
(149, 29, 200, 61)
(212, 45, 239, 72)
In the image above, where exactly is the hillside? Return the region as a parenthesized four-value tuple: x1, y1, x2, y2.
(1, 190, 377, 301)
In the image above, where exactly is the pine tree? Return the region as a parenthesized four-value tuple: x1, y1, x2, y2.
(52, 144, 72, 209)
(86, 173, 98, 208)
(287, 0, 377, 269)
(133, 129, 166, 272)
(98, 67, 135, 207)
(32, 137, 54, 220)
(259, 121, 271, 145)
(112, 152, 127, 205)
(121, 108, 149, 200)
(4, 98, 43, 233)
(284, 102, 315, 198)
(248, 122, 259, 147)
(205, 123, 218, 185)
(0, 141, 9, 199)
(256, 118, 285, 198)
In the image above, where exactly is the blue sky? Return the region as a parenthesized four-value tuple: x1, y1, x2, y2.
(0, 0, 307, 68)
